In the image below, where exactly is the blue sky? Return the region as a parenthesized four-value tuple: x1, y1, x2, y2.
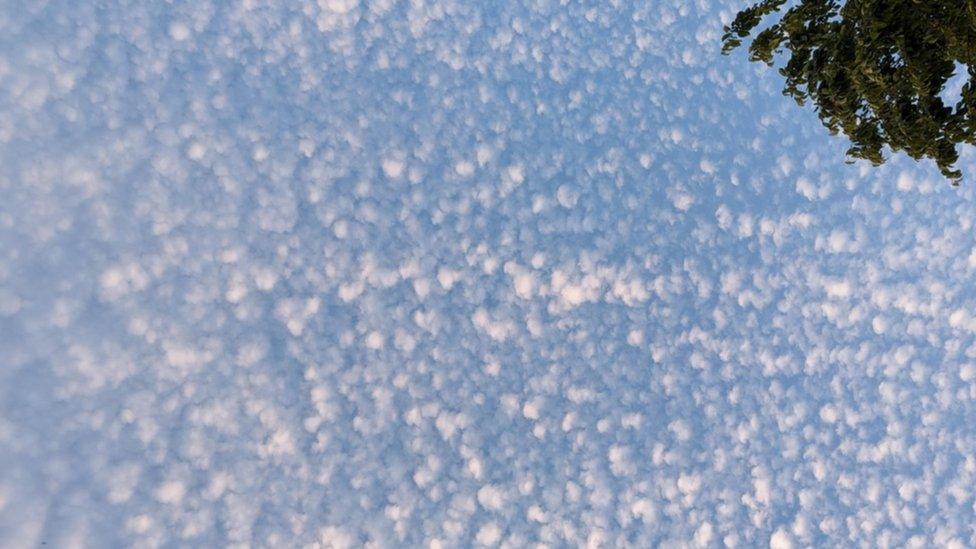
(3, 0, 976, 547)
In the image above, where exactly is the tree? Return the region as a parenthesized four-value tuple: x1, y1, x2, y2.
(722, 0, 976, 182)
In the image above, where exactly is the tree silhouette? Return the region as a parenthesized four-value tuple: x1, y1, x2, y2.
(723, 0, 976, 182)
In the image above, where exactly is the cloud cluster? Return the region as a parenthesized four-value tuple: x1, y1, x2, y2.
(2, 0, 976, 547)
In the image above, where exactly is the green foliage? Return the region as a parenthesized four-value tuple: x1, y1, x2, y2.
(723, 0, 976, 182)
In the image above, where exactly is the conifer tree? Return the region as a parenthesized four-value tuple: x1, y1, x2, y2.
(723, 0, 976, 182)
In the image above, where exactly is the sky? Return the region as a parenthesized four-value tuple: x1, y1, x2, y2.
(3, 0, 976, 547)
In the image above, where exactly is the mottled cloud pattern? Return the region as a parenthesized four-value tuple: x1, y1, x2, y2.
(2, 1, 976, 547)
